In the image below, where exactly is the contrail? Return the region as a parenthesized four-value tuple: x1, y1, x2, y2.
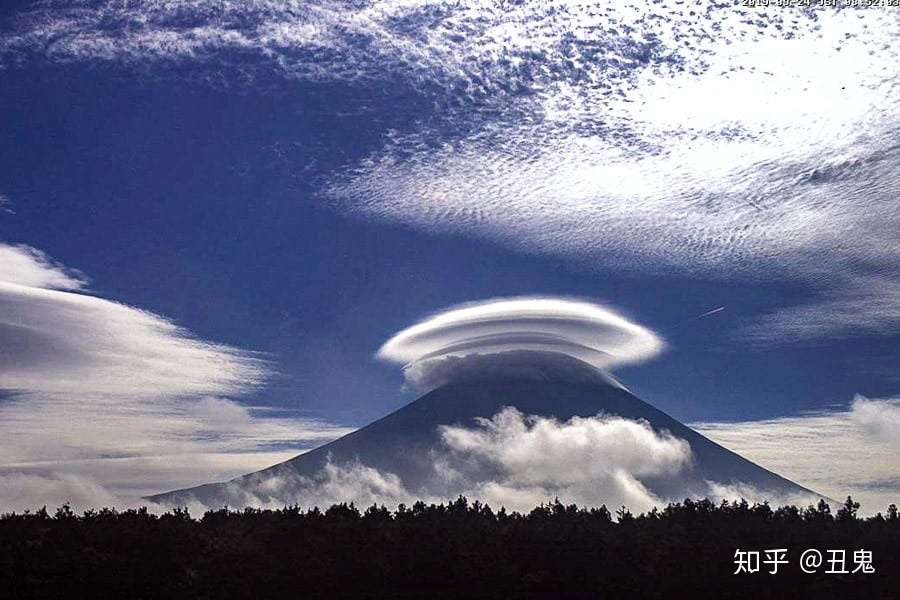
(694, 306, 725, 319)
(672, 306, 725, 328)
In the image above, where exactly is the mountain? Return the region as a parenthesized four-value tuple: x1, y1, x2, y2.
(148, 352, 818, 508)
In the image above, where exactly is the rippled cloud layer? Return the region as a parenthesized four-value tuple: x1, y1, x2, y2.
(3, 2, 900, 341)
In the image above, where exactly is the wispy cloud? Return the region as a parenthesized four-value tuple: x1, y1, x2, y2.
(692, 396, 900, 513)
(0, 243, 352, 510)
(3, 2, 900, 340)
(0, 243, 84, 291)
(744, 275, 900, 343)
(0, 472, 119, 513)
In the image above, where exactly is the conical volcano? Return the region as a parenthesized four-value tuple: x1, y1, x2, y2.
(149, 352, 817, 508)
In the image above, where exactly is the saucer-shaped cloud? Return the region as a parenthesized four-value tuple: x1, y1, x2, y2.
(0, 243, 351, 508)
(0, 245, 265, 396)
(378, 297, 663, 384)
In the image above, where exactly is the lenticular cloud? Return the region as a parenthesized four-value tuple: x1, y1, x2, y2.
(377, 297, 664, 384)
(0, 243, 351, 507)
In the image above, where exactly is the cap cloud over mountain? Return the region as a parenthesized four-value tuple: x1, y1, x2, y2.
(0, 0, 897, 520)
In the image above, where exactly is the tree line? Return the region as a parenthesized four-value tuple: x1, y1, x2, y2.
(1, 496, 897, 599)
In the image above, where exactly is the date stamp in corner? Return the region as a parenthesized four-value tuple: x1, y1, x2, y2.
(742, 0, 900, 7)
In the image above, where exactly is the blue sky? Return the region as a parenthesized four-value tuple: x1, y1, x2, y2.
(0, 1, 898, 511)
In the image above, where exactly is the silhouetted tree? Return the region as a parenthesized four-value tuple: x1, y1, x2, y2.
(836, 495, 860, 522)
(0, 496, 896, 599)
(804, 498, 833, 522)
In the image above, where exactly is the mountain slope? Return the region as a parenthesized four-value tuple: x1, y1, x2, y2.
(149, 355, 817, 507)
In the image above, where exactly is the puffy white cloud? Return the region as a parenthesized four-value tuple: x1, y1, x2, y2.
(171, 409, 698, 515)
(378, 297, 663, 388)
(161, 406, 868, 515)
(848, 396, 900, 451)
(437, 407, 691, 513)
(693, 396, 900, 514)
(0, 243, 352, 510)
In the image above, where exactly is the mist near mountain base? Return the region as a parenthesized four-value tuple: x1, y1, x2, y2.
(152, 407, 819, 515)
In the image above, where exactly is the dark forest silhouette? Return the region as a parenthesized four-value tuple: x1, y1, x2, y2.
(1, 496, 897, 599)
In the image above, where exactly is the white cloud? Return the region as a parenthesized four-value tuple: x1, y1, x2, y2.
(693, 396, 900, 514)
(0, 243, 352, 510)
(848, 396, 900, 451)
(744, 276, 900, 343)
(152, 459, 418, 513)
(0, 245, 266, 397)
(187, 396, 253, 431)
(163, 407, 841, 516)
(0, 473, 119, 514)
(437, 407, 692, 513)
(378, 297, 663, 389)
(248, 460, 412, 510)
(0, 282, 269, 396)
(0, 391, 348, 468)
(704, 481, 821, 512)
(1, 450, 309, 503)
(321, 5, 900, 341)
(3, 3, 900, 339)
(0, 243, 85, 290)
(400, 350, 627, 393)
(170, 409, 702, 515)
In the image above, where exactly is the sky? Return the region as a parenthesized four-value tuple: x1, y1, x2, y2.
(0, 1, 898, 512)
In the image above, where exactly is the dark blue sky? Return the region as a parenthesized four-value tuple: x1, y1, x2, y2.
(3, 60, 896, 428)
